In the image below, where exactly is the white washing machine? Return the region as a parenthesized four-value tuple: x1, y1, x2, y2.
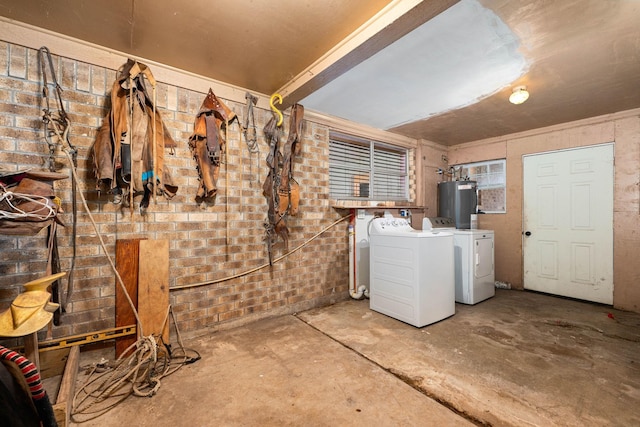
(423, 217, 495, 305)
(369, 214, 455, 327)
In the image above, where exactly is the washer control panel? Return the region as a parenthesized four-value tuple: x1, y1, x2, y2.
(370, 217, 413, 234)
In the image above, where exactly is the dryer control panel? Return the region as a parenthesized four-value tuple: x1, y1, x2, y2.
(422, 216, 455, 230)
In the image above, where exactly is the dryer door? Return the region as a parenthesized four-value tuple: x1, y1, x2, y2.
(474, 237, 494, 279)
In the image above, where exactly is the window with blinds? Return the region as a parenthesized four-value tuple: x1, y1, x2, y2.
(329, 133, 408, 201)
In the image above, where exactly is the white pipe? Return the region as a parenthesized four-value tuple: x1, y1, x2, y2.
(351, 285, 367, 299)
(348, 223, 365, 300)
(348, 224, 356, 297)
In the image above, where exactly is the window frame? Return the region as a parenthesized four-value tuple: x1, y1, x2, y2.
(329, 132, 409, 202)
(459, 159, 506, 214)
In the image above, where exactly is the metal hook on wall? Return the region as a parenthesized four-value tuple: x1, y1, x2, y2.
(270, 93, 283, 126)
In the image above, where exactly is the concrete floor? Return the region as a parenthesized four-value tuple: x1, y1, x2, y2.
(61, 289, 639, 426)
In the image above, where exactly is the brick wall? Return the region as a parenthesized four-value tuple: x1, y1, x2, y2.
(0, 41, 352, 344)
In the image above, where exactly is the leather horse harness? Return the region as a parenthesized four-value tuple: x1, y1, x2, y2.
(188, 90, 306, 263)
(188, 89, 237, 203)
(262, 103, 304, 264)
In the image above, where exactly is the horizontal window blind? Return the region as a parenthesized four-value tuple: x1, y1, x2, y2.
(329, 134, 407, 201)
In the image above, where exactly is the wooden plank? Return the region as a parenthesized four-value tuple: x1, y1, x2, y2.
(115, 239, 144, 357)
(53, 345, 79, 427)
(38, 347, 71, 379)
(137, 239, 169, 343)
(23, 332, 40, 370)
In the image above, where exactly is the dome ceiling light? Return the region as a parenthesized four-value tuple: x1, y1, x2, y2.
(509, 85, 530, 105)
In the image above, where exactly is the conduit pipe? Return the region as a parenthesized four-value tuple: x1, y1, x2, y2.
(348, 216, 366, 300)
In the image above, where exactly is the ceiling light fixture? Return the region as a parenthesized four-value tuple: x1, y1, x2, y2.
(509, 85, 529, 105)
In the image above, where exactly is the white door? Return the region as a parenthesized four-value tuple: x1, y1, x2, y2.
(475, 237, 493, 279)
(523, 144, 614, 304)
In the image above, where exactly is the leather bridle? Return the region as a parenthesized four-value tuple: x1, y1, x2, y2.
(38, 46, 77, 323)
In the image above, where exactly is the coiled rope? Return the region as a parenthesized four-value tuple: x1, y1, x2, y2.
(0, 187, 59, 221)
(71, 307, 199, 423)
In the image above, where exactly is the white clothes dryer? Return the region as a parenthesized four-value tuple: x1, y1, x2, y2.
(452, 229, 495, 304)
(423, 217, 495, 305)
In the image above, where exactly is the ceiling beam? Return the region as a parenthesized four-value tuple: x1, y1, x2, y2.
(277, 0, 459, 108)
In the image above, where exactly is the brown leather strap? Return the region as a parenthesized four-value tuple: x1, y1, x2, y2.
(276, 104, 304, 221)
(205, 115, 221, 164)
(278, 104, 304, 193)
(39, 46, 76, 318)
(289, 179, 300, 216)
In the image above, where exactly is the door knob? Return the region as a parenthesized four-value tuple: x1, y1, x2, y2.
(524, 231, 532, 236)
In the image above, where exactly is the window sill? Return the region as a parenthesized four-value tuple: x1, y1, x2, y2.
(331, 200, 422, 210)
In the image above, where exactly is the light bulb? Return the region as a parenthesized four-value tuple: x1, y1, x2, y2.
(509, 85, 529, 105)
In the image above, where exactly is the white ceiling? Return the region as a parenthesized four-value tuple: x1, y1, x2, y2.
(1, 0, 639, 145)
(301, 0, 529, 130)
